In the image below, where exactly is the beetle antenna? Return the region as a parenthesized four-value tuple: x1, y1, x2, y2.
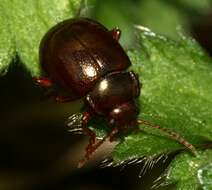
(136, 119, 197, 155)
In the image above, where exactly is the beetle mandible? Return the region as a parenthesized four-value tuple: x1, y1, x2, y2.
(34, 18, 196, 167)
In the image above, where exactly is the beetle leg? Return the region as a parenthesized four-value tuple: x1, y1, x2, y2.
(41, 90, 75, 103)
(78, 127, 119, 168)
(82, 111, 96, 146)
(108, 127, 119, 142)
(110, 28, 121, 41)
(33, 77, 53, 87)
(54, 95, 75, 103)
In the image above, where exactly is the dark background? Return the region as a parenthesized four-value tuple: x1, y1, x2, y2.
(0, 0, 212, 189)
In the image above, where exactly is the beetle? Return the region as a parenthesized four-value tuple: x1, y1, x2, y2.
(34, 18, 196, 167)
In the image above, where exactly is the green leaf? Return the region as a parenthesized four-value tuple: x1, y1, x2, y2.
(137, 0, 211, 38)
(90, 0, 212, 45)
(0, 0, 81, 76)
(112, 32, 212, 163)
(166, 150, 212, 190)
(176, 0, 211, 13)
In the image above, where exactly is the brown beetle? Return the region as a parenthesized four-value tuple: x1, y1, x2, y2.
(34, 18, 196, 167)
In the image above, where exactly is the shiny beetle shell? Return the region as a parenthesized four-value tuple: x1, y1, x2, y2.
(40, 18, 131, 99)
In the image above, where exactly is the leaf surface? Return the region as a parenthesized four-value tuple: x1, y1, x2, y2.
(0, 0, 81, 75)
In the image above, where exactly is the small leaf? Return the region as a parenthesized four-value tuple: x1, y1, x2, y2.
(112, 32, 212, 162)
(166, 150, 212, 190)
(0, 0, 81, 76)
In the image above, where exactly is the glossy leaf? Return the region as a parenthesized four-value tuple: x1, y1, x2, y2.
(0, 0, 81, 76)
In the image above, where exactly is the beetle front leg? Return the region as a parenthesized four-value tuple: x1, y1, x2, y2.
(82, 111, 96, 146)
(110, 28, 121, 41)
(78, 127, 119, 168)
(33, 77, 53, 87)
